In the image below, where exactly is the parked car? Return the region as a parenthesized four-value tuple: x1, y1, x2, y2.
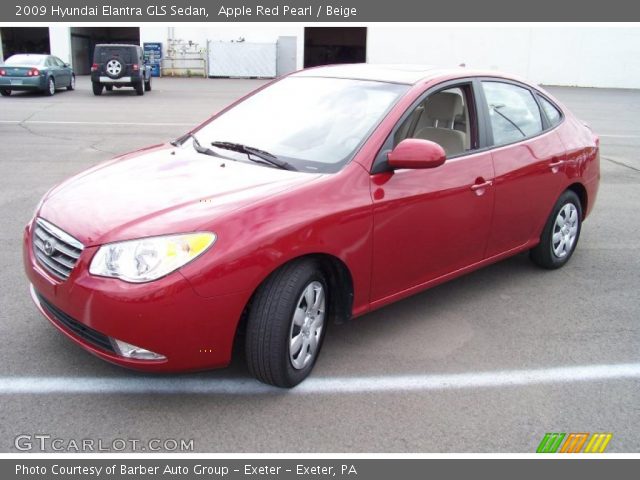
(24, 64, 600, 387)
(91, 44, 151, 96)
(0, 54, 75, 96)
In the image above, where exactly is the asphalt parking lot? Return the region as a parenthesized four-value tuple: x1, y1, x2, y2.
(0, 76, 638, 452)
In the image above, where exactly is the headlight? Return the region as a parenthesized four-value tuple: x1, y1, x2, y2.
(89, 232, 216, 283)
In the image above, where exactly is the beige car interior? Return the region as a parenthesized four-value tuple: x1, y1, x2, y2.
(395, 88, 471, 157)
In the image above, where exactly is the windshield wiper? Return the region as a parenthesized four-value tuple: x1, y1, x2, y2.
(210, 141, 296, 171)
(185, 133, 230, 160)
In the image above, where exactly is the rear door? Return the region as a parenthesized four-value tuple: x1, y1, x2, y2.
(479, 80, 568, 257)
(97, 47, 131, 78)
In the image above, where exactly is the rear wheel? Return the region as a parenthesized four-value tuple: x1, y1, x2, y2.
(530, 190, 582, 269)
(0, 88, 11, 97)
(135, 80, 144, 96)
(92, 82, 103, 96)
(245, 259, 328, 388)
(67, 74, 75, 91)
(45, 77, 55, 96)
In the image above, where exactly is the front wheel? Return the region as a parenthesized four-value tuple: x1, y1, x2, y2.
(0, 88, 11, 97)
(144, 76, 151, 92)
(530, 190, 582, 269)
(45, 77, 55, 96)
(245, 260, 328, 387)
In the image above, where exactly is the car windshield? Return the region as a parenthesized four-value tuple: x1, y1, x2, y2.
(193, 77, 409, 173)
(5, 55, 47, 66)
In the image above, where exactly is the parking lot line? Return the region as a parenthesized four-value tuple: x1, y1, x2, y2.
(0, 120, 193, 127)
(1, 363, 638, 396)
(599, 134, 640, 138)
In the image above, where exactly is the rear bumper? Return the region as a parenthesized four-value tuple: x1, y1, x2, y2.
(23, 219, 250, 372)
(0, 76, 45, 90)
(92, 72, 142, 85)
(99, 76, 133, 83)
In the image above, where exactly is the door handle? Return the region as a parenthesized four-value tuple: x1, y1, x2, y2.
(549, 159, 566, 168)
(470, 180, 493, 191)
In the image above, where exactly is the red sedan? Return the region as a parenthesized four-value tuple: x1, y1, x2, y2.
(24, 64, 600, 387)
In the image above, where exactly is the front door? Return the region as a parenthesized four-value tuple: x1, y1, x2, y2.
(370, 82, 495, 303)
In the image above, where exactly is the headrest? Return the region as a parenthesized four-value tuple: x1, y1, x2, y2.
(424, 92, 463, 121)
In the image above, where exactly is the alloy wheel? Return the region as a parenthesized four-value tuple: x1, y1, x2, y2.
(552, 203, 579, 258)
(288, 281, 326, 370)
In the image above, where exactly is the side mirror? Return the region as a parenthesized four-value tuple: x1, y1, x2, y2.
(387, 139, 446, 170)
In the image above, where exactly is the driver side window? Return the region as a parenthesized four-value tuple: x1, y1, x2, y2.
(394, 85, 476, 157)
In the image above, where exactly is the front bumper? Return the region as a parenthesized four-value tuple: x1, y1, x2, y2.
(0, 76, 45, 91)
(23, 220, 250, 372)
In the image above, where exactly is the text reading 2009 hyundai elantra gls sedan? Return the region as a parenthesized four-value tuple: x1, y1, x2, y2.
(24, 64, 599, 387)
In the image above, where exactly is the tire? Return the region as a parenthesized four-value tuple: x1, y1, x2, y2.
(135, 80, 144, 96)
(245, 259, 329, 388)
(45, 77, 55, 96)
(530, 190, 582, 269)
(67, 74, 75, 91)
(0, 88, 11, 97)
(92, 82, 103, 96)
(144, 76, 151, 92)
(105, 58, 123, 79)
(105, 85, 113, 92)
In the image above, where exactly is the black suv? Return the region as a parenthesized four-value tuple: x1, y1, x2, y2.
(91, 44, 152, 96)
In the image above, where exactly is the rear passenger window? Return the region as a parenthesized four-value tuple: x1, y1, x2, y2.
(482, 81, 543, 146)
(538, 95, 562, 127)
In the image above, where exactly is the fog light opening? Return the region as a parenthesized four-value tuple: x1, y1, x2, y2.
(110, 338, 166, 361)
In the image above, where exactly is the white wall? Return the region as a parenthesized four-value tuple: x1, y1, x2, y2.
(48, 26, 72, 65)
(367, 26, 640, 89)
(49, 26, 640, 88)
(140, 26, 305, 70)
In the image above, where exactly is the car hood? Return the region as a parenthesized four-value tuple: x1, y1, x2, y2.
(39, 145, 321, 246)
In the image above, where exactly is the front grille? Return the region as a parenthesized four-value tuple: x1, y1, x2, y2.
(36, 291, 116, 354)
(32, 218, 83, 281)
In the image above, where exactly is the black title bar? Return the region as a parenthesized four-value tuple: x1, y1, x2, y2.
(2, 0, 640, 22)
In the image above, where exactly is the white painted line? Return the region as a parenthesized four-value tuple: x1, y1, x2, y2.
(599, 134, 640, 139)
(1, 363, 639, 395)
(0, 120, 193, 127)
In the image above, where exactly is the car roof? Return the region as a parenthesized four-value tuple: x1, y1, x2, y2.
(292, 63, 516, 86)
(8, 53, 49, 59)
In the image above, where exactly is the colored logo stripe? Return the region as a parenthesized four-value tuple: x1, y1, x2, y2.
(537, 433, 612, 453)
(584, 433, 613, 453)
(560, 433, 589, 453)
(537, 433, 565, 453)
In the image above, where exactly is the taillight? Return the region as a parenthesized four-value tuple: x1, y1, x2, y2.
(27, 68, 40, 76)
(132, 64, 139, 71)
(0, 69, 5, 76)
(90, 63, 99, 72)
